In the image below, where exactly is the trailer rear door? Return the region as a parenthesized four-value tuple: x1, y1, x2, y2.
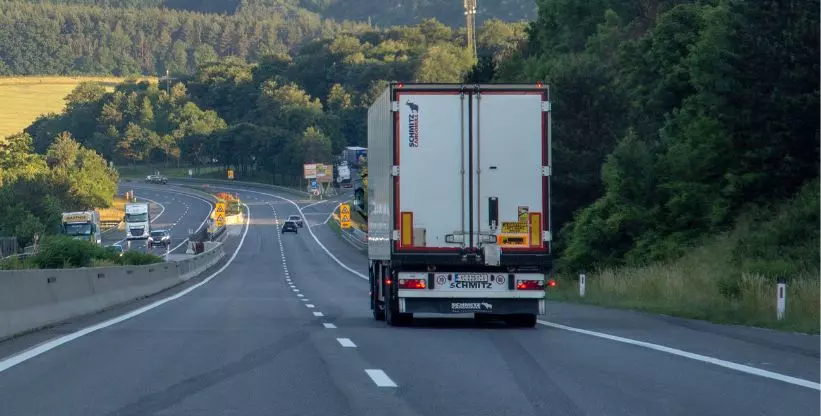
(471, 91, 548, 252)
(395, 91, 468, 251)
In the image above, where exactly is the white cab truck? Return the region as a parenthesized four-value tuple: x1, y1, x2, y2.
(61, 211, 102, 245)
(124, 202, 151, 240)
(367, 83, 552, 327)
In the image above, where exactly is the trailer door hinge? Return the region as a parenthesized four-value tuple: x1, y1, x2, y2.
(391, 101, 399, 112)
(541, 166, 551, 176)
(544, 231, 552, 242)
(391, 166, 400, 176)
(541, 101, 552, 112)
(392, 230, 400, 240)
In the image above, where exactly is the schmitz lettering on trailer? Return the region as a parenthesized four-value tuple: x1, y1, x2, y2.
(406, 100, 419, 148)
(451, 302, 493, 311)
(450, 281, 493, 289)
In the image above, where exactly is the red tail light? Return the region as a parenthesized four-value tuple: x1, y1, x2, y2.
(547, 279, 557, 287)
(398, 278, 427, 289)
(516, 280, 545, 290)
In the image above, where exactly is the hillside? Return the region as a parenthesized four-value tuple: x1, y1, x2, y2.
(13, 0, 537, 26)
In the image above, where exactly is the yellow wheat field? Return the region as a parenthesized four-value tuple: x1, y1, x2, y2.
(0, 76, 156, 139)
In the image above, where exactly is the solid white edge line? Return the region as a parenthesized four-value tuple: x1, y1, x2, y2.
(539, 320, 821, 391)
(231, 189, 366, 280)
(365, 369, 397, 387)
(0, 203, 251, 374)
(216, 186, 821, 392)
(336, 338, 357, 348)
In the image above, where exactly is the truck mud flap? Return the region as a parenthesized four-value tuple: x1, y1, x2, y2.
(401, 298, 542, 315)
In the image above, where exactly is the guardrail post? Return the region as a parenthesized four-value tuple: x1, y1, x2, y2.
(579, 271, 586, 297)
(776, 277, 786, 320)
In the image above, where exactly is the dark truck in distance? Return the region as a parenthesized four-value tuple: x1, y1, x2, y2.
(145, 172, 168, 184)
(367, 83, 553, 328)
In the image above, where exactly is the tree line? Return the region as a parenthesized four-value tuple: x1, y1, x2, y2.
(11, 0, 537, 28)
(4, 0, 819, 276)
(0, 132, 119, 247)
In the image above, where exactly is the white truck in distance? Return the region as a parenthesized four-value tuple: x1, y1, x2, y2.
(124, 202, 150, 240)
(367, 83, 553, 327)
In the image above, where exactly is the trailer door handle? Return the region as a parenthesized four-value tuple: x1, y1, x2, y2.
(488, 197, 498, 229)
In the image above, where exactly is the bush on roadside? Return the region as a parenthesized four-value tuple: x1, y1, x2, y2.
(23, 235, 163, 269)
(120, 250, 163, 265)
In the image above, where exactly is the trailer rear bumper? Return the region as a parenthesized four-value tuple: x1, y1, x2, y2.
(399, 297, 545, 315)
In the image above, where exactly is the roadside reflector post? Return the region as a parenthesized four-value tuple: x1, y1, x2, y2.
(579, 272, 586, 297)
(776, 276, 786, 320)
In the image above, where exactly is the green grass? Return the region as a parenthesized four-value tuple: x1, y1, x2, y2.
(552, 233, 819, 334)
(0, 76, 155, 139)
(552, 178, 819, 334)
(116, 165, 222, 179)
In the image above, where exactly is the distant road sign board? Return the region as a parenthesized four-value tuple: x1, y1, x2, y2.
(215, 202, 226, 226)
(339, 203, 352, 228)
(227, 169, 234, 180)
(304, 163, 317, 179)
(310, 179, 318, 190)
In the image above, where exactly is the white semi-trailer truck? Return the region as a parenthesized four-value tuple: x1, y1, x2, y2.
(367, 83, 553, 327)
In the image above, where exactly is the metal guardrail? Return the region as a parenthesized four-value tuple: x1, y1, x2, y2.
(339, 223, 367, 251)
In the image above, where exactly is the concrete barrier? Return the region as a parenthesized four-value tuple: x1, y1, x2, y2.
(0, 242, 227, 341)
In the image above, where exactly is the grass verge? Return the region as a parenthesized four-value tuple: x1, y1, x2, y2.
(0, 76, 155, 139)
(551, 235, 819, 334)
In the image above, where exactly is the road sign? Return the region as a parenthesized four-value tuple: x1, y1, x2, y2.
(215, 202, 226, 214)
(310, 179, 318, 190)
(227, 169, 234, 180)
(339, 203, 351, 228)
(216, 214, 225, 227)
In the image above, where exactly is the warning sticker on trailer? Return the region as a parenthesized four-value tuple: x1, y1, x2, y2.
(501, 222, 527, 233)
(498, 234, 529, 247)
(518, 206, 529, 222)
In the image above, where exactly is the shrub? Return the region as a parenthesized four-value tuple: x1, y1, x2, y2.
(32, 235, 110, 268)
(119, 250, 163, 265)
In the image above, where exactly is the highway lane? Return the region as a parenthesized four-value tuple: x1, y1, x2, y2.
(0, 192, 413, 416)
(216, 184, 821, 416)
(0, 183, 816, 416)
(103, 183, 214, 256)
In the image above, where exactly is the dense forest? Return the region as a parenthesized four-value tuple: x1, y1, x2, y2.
(12, 0, 536, 26)
(2, 0, 818, 281)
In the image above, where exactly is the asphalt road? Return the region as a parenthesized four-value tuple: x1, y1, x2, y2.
(102, 183, 214, 256)
(0, 182, 817, 416)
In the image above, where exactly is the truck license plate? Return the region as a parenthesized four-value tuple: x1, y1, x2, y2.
(454, 273, 491, 282)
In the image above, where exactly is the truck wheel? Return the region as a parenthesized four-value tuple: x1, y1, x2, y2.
(385, 298, 411, 327)
(372, 300, 385, 321)
(505, 314, 537, 328)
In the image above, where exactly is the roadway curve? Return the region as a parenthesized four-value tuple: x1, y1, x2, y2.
(0, 182, 817, 416)
(103, 182, 214, 255)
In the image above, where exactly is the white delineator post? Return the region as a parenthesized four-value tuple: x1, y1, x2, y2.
(776, 277, 786, 320)
(579, 272, 586, 297)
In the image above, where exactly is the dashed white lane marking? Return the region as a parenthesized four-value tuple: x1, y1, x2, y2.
(306, 304, 315, 308)
(313, 312, 324, 317)
(0, 202, 251, 374)
(301, 299, 309, 302)
(297, 294, 304, 297)
(337, 338, 357, 348)
(230, 187, 821, 393)
(293, 289, 299, 292)
(323, 323, 337, 329)
(365, 369, 397, 387)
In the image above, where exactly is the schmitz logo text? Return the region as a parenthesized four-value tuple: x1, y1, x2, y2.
(451, 302, 492, 311)
(406, 100, 419, 148)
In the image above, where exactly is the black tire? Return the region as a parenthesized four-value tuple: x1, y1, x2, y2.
(385, 297, 412, 327)
(372, 300, 385, 321)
